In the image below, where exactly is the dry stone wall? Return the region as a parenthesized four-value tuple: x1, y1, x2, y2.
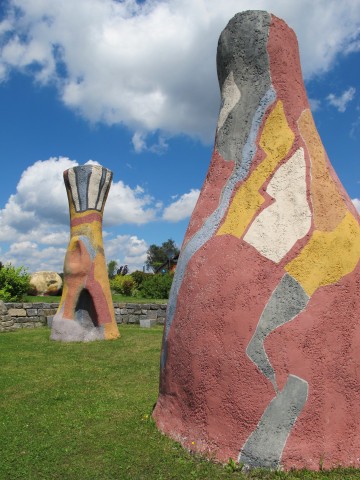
(0, 301, 166, 332)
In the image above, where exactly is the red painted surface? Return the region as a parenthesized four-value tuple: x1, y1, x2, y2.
(184, 149, 234, 245)
(70, 212, 102, 227)
(265, 265, 360, 470)
(156, 236, 284, 459)
(154, 12, 360, 470)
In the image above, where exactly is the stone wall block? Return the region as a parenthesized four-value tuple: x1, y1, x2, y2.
(1, 320, 14, 327)
(0, 301, 8, 315)
(12, 316, 31, 323)
(26, 316, 39, 323)
(147, 310, 158, 319)
(8, 308, 26, 317)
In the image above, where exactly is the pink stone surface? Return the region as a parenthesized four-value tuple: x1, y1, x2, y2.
(153, 11, 360, 470)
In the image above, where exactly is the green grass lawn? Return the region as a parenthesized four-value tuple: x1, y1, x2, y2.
(23, 295, 167, 304)
(0, 327, 358, 480)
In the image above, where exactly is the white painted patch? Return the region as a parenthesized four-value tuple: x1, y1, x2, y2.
(217, 71, 241, 130)
(88, 166, 102, 209)
(244, 148, 311, 262)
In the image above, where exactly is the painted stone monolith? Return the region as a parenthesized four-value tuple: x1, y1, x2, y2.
(153, 11, 360, 470)
(51, 164, 119, 342)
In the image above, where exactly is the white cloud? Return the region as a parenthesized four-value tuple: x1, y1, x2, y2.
(132, 131, 147, 153)
(0, 156, 165, 270)
(344, 40, 360, 54)
(131, 131, 168, 154)
(2, 241, 67, 273)
(352, 198, 360, 212)
(309, 98, 321, 112)
(105, 182, 160, 225)
(162, 189, 200, 222)
(104, 234, 149, 272)
(1, 0, 360, 141)
(0, 156, 161, 235)
(327, 87, 356, 112)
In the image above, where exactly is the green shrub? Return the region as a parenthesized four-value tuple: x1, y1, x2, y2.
(110, 275, 136, 296)
(130, 270, 152, 288)
(139, 273, 173, 299)
(0, 264, 31, 302)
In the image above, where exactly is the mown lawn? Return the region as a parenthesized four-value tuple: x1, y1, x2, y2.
(23, 295, 167, 304)
(0, 327, 358, 480)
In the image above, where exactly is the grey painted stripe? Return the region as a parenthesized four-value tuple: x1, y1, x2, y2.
(216, 11, 271, 164)
(239, 374, 308, 469)
(161, 86, 276, 369)
(77, 235, 96, 260)
(50, 317, 105, 342)
(76, 166, 92, 211)
(67, 169, 80, 212)
(246, 274, 309, 390)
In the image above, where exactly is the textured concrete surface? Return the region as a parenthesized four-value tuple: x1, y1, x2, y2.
(153, 10, 360, 471)
(51, 165, 119, 342)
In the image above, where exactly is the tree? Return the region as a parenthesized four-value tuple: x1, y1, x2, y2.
(107, 260, 118, 279)
(145, 239, 180, 272)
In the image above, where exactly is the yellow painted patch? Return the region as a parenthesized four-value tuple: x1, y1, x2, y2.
(217, 101, 295, 238)
(285, 212, 360, 296)
(104, 322, 121, 340)
(298, 109, 346, 231)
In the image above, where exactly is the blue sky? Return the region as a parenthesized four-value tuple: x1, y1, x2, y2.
(0, 0, 360, 273)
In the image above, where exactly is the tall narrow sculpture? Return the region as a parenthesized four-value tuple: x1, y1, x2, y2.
(153, 11, 360, 470)
(51, 164, 119, 342)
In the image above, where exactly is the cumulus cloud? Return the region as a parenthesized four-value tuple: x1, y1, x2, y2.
(1, 0, 360, 141)
(104, 234, 148, 272)
(309, 98, 321, 112)
(327, 87, 356, 112)
(352, 198, 360, 212)
(2, 241, 67, 272)
(105, 182, 160, 225)
(0, 156, 161, 235)
(131, 131, 168, 154)
(162, 189, 200, 222)
(0, 156, 169, 270)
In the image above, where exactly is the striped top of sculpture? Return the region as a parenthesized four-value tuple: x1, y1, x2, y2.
(64, 165, 112, 213)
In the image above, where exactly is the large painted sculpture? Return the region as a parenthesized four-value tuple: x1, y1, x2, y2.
(51, 164, 119, 342)
(153, 11, 360, 470)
